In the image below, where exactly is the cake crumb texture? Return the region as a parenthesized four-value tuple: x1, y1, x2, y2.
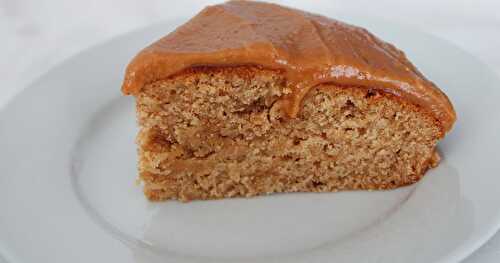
(136, 66, 442, 202)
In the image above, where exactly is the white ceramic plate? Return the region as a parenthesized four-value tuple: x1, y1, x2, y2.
(1, 17, 500, 263)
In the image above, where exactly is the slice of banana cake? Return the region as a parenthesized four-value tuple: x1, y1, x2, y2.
(121, 1, 456, 202)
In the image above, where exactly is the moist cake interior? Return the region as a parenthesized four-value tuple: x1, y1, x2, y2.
(136, 66, 442, 201)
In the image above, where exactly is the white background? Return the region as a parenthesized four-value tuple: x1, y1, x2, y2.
(0, 0, 499, 262)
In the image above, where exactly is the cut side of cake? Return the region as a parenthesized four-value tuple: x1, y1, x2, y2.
(136, 66, 442, 201)
(122, 1, 456, 202)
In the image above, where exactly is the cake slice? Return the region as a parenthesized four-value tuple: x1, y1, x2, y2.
(122, 0, 456, 202)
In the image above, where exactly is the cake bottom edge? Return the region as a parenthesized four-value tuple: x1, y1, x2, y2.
(140, 150, 439, 202)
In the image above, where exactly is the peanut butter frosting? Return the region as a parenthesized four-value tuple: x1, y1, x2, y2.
(122, 0, 456, 132)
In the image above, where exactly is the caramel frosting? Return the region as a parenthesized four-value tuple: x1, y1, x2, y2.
(122, 0, 456, 132)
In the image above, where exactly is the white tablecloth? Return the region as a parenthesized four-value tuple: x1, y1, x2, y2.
(1, 0, 499, 261)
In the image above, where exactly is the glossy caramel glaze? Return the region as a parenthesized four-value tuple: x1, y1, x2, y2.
(122, 0, 456, 132)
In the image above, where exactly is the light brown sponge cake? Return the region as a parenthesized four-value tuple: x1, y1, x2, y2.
(122, 1, 456, 202)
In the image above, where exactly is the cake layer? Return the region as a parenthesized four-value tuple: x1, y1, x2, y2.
(136, 67, 441, 201)
(123, 0, 456, 133)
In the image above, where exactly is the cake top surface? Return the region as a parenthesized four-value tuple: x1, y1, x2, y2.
(122, 0, 456, 132)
